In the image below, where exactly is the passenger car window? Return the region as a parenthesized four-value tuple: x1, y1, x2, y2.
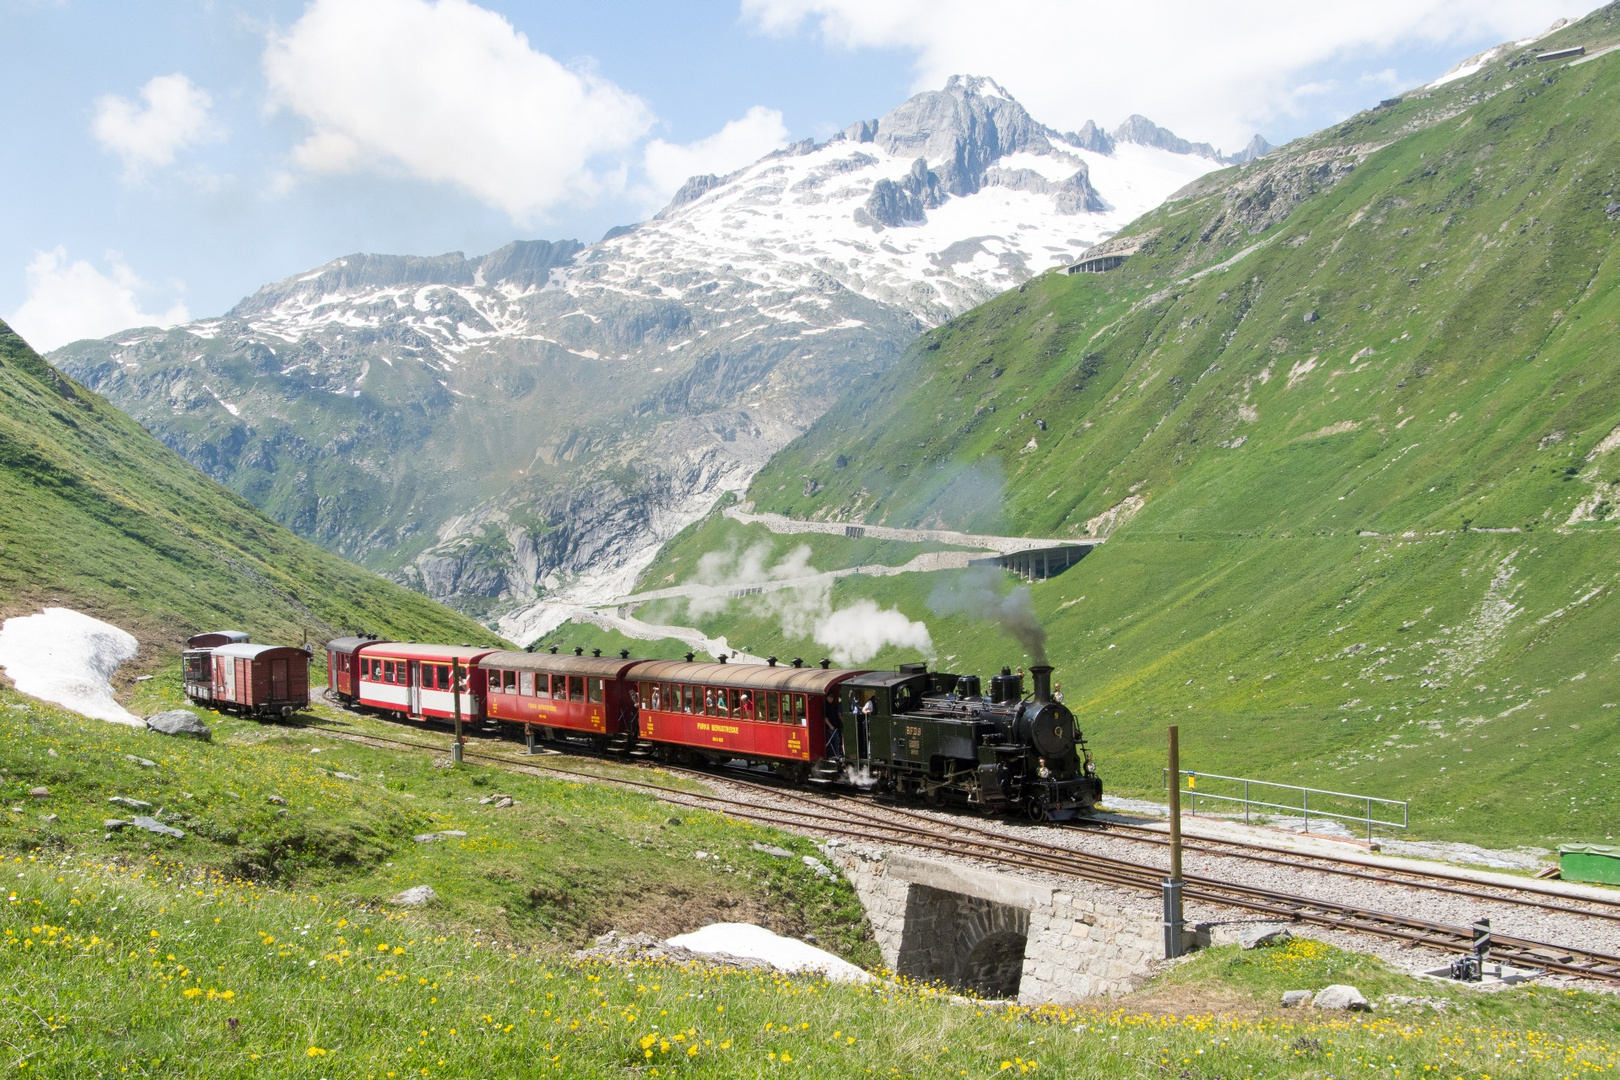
(587, 677, 603, 704)
(568, 676, 584, 702)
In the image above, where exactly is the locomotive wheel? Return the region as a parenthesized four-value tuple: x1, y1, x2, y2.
(1026, 799, 1047, 823)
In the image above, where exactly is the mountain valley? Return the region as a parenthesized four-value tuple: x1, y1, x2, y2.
(51, 77, 1254, 640)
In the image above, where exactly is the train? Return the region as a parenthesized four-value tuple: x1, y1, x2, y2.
(182, 631, 311, 719)
(322, 637, 1102, 820)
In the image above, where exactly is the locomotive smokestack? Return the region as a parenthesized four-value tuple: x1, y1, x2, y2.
(1030, 664, 1053, 704)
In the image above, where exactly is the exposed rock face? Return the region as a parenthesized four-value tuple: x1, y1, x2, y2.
(54, 76, 1245, 639)
(1314, 984, 1371, 1011)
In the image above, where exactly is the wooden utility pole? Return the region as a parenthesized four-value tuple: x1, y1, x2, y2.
(1164, 725, 1185, 958)
(451, 659, 464, 764)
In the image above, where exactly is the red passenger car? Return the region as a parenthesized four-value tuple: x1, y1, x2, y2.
(325, 636, 390, 702)
(629, 659, 866, 779)
(351, 642, 498, 722)
(480, 649, 642, 745)
(211, 644, 310, 719)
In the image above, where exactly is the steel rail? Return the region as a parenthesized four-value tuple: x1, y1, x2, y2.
(302, 720, 1620, 984)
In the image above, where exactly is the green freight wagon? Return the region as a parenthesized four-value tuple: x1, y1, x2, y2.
(1559, 844, 1620, 886)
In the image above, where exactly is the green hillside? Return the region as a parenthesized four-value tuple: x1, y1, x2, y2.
(723, 11, 1620, 847)
(0, 319, 501, 665)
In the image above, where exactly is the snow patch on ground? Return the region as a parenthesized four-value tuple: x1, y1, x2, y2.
(665, 923, 872, 983)
(1380, 839, 1551, 872)
(0, 608, 142, 726)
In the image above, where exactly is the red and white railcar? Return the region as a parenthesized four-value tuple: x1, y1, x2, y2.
(480, 649, 642, 743)
(211, 643, 310, 719)
(325, 636, 390, 701)
(352, 642, 498, 721)
(628, 659, 865, 778)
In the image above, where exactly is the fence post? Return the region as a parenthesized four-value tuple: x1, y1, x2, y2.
(1302, 788, 1309, 834)
(1245, 779, 1251, 826)
(451, 659, 464, 765)
(1163, 726, 1185, 959)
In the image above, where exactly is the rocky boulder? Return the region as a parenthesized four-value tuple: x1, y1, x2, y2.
(390, 885, 437, 906)
(146, 710, 212, 741)
(1238, 925, 1294, 950)
(1314, 984, 1371, 1011)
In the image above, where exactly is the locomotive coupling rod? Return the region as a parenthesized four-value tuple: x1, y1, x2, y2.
(1164, 725, 1186, 958)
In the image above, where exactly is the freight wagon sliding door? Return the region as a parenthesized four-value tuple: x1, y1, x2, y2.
(407, 661, 422, 715)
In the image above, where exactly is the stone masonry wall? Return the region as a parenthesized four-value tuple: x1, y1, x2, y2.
(824, 841, 1166, 1005)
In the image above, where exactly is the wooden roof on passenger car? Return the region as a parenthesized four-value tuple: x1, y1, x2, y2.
(626, 660, 867, 694)
(481, 652, 643, 679)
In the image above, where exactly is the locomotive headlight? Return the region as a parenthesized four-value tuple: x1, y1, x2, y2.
(1038, 758, 1051, 779)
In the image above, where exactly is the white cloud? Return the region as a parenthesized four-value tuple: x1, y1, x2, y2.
(643, 105, 790, 201)
(264, 0, 655, 222)
(91, 73, 217, 177)
(8, 248, 189, 353)
(742, 0, 1584, 147)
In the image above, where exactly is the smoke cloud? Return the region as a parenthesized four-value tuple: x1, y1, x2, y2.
(928, 565, 1047, 664)
(688, 542, 932, 665)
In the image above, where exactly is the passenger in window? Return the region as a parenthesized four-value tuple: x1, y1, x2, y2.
(704, 689, 715, 715)
(650, 685, 660, 710)
(740, 692, 755, 721)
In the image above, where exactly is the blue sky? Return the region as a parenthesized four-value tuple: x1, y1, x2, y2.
(0, 0, 1594, 350)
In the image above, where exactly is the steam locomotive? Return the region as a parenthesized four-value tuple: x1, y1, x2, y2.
(320, 637, 1102, 821)
(837, 662, 1100, 820)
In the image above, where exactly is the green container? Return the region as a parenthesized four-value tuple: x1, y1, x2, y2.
(1559, 844, 1620, 885)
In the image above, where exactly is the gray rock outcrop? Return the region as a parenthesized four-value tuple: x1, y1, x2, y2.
(146, 709, 212, 741)
(106, 816, 185, 838)
(390, 885, 437, 906)
(1238, 925, 1294, 950)
(1314, 984, 1371, 1011)
(1281, 990, 1313, 1007)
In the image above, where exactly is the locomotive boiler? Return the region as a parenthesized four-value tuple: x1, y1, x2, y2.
(836, 662, 1100, 820)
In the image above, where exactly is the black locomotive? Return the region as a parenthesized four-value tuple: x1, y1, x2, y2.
(832, 662, 1100, 820)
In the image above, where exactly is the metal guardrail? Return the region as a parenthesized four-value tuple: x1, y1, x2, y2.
(1162, 769, 1408, 842)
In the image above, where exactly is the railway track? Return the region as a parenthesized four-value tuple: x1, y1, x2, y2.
(300, 718, 1620, 985)
(1066, 818, 1620, 926)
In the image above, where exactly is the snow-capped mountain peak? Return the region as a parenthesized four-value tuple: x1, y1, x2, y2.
(580, 75, 1251, 325)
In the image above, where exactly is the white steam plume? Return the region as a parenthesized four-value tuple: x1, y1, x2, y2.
(688, 542, 932, 665)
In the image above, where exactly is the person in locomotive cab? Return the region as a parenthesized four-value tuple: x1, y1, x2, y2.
(825, 693, 845, 756)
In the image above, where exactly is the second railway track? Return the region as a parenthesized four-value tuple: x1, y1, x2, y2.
(300, 717, 1620, 986)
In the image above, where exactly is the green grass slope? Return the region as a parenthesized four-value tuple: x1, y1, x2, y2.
(731, 11, 1620, 847)
(0, 319, 501, 662)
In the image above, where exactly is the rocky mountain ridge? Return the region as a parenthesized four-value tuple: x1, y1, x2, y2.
(53, 76, 1254, 641)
